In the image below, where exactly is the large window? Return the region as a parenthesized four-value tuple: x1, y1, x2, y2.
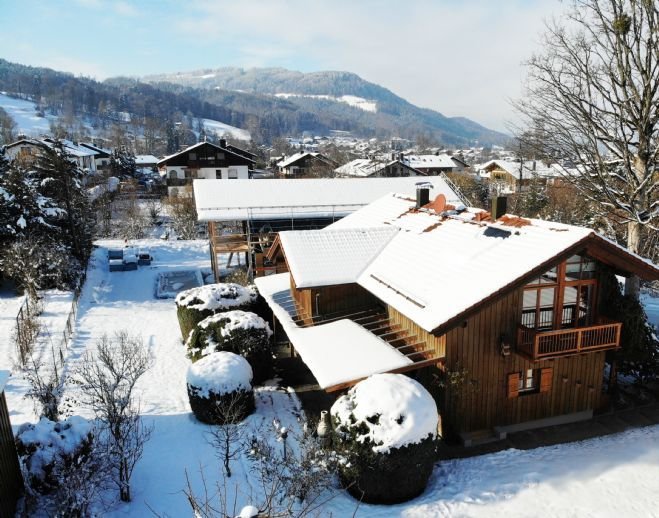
(522, 255, 597, 330)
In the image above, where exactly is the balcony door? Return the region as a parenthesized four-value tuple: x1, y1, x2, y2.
(522, 256, 597, 331)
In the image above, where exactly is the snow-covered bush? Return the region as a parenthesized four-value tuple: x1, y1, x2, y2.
(186, 310, 273, 383)
(15, 416, 93, 495)
(175, 283, 259, 340)
(187, 351, 255, 424)
(330, 373, 439, 504)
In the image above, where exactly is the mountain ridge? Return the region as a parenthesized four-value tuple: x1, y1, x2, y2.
(144, 66, 509, 146)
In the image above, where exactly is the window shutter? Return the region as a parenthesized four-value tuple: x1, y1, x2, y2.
(507, 372, 520, 399)
(540, 367, 553, 393)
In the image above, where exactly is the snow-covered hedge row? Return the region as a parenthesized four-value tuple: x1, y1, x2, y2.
(175, 283, 259, 340)
(186, 352, 255, 424)
(15, 416, 93, 494)
(186, 310, 273, 383)
(330, 374, 439, 504)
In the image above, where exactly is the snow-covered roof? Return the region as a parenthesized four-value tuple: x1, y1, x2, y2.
(157, 141, 255, 166)
(254, 273, 412, 389)
(135, 154, 159, 165)
(402, 154, 460, 170)
(335, 158, 419, 178)
(477, 159, 564, 180)
(0, 370, 9, 392)
(193, 177, 462, 221)
(277, 192, 658, 333)
(281, 227, 398, 288)
(276, 152, 332, 168)
(356, 215, 591, 332)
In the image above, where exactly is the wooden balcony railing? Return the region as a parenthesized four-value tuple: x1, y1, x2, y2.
(517, 317, 622, 361)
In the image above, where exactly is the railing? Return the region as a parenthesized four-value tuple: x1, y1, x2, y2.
(517, 317, 622, 361)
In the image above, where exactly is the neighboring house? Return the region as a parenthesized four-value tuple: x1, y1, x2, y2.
(5, 138, 98, 175)
(255, 186, 659, 444)
(276, 152, 337, 177)
(0, 371, 22, 518)
(335, 157, 425, 178)
(135, 154, 159, 173)
(477, 159, 570, 193)
(402, 154, 468, 175)
(80, 142, 112, 171)
(193, 176, 463, 280)
(157, 141, 255, 196)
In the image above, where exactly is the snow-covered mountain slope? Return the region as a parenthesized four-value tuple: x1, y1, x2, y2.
(0, 92, 55, 136)
(274, 93, 377, 113)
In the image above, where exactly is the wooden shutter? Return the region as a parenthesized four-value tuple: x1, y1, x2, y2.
(507, 372, 520, 399)
(539, 367, 553, 393)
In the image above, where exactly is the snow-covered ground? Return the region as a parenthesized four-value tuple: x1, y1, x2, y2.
(274, 93, 377, 112)
(0, 91, 250, 143)
(0, 92, 55, 136)
(202, 118, 251, 141)
(2, 240, 659, 516)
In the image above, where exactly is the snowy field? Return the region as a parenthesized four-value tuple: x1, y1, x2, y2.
(2, 240, 659, 516)
(0, 92, 54, 136)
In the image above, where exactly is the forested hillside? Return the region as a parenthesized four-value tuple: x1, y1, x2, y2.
(0, 59, 508, 148)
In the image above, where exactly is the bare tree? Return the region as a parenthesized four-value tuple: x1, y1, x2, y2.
(206, 393, 250, 478)
(166, 186, 198, 239)
(77, 331, 153, 502)
(515, 0, 659, 298)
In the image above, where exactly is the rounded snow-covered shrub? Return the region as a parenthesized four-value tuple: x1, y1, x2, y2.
(15, 416, 93, 494)
(187, 351, 255, 424)
(175, 283, 259, 340)
(187, 310, 273, 383)
(331, 373, 439, 504)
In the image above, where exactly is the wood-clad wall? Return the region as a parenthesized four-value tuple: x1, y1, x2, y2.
(312, 284, 379, 317)
(441, 289, 606, 436)
(290, 277, 379, 324)
(386, 305, 446, 359)
(0, 392, 22, 518)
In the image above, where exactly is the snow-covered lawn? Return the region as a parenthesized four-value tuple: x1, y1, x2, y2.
(3, 239, 659, 516)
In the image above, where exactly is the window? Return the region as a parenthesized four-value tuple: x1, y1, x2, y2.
(522, 255, 597, 331)
(508, 367, 552, 398)
(216, 152, 225, 160)
(228, 168, 238, 179)
(518, 369, 537, 393)
(189, 152, 197, 160)
(215, 169, 222, 179)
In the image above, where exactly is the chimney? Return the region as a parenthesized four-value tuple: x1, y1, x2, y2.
(415, 182, 433, 209)
(219, 138, 227, 149)
(490, 196, 507, 220)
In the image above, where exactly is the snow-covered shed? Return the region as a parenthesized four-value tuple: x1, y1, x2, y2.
(193, 176, 463, 280)
(256, 187, 659, 440)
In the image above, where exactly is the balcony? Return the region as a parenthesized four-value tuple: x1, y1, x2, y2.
(517, 317, 622, 361)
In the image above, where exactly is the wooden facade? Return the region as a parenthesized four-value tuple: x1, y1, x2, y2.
(290, 277, 379, 326)
(440, 288, 606, 437)
(0, 391, 22, 518)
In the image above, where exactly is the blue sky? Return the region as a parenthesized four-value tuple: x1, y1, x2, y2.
(0, 0, 566, 132)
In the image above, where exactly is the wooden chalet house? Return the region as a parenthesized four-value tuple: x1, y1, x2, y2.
(334, 156, 425, 178)
(157, 140, 255, 196)
(402, 153, 468, 175)
(276, 152, 337, 177)
(255, 186, 659, 443)
(477, 159, 569, 194)
(193, 177, 463, 281)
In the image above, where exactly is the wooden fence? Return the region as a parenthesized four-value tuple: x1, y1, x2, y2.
(0, 390, 22, 518)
